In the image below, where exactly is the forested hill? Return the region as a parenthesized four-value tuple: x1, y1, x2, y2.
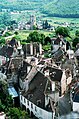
(0, 0, 79, 18)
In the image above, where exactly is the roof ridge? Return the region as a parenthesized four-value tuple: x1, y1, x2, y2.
(26, 67, 38, 82)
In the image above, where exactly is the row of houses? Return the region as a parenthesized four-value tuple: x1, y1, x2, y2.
(0, 35, 79, 118)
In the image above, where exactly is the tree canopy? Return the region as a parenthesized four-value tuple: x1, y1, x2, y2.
(75, 30, 79, 37)
(72, 37, 79, 48)
(55, 26, 70, 37)
(72, 30, 79, 48)
(27, 31, 45, 45)
(0, 79, 30, 119)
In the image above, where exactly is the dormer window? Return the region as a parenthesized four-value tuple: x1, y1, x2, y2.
(44, 70, 49, 76)
(37, 100, 41, 106)
(50, 71, 56, 78)
(28, 94, 33, 99)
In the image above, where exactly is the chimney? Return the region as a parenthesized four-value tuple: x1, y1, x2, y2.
(52, 81, 55, 91)
(39, 43, 42, 55)
(30, 42, 33, 55)
(34, 46, 36, 56)
(44, 69, 49, 76)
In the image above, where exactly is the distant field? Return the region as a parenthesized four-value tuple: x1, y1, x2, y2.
(42, 17, 79, 26)
(5, 30, 54, 41)
(18, 30, 54, 40)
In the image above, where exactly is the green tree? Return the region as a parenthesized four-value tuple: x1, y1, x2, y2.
(0, 12, 11, 26)
(8, 107, 30, 119)
(55, 26, 70, 37)
(14, 31, 19, 35)
(42, 20, 49, 29)
(0, 80, 30, 119)
(72, 37, 79, 48)
(75, 30, 79, 37)
(44, 36, 51, 45)
(0, 37, 5, 45)
(72, 30, 79, 48)
(27, 31, 45, 44)
(0, 80, 13, 112)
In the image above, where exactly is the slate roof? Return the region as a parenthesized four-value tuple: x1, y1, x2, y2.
(44, 66, 63, 82)
(70, 80, 79, 102)
(1, 57, 23, 75)
(51, 37, 66, 45)
(10, 58, 22, 69)
(72, 85, 79, 102)
(22, 71, 48, 109)
(52, 48, 64, 61)
(73, 94, 79, 102)
(0, 45, 13, 58)
(18, 61, 32, 80)
(37, 60, 45, 65)
(75, 48, 79, 57)
(61, 58, 75, 75)
(9, 38, 17, 47)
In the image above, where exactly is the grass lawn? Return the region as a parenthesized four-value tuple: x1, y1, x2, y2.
(17, 30, 54, 40)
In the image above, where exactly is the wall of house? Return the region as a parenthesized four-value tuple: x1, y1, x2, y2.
(20, 95, 53, 119)
(0, 112, 6, 119)
(48, 92, 59, 103)
(61, 70, 66, 95)
(27, 66, 31, 74)
(73, 102, 79, 112)
(67, 76, 72, 85)
(53, 45, 59, 52)
(39, 43, 42, 55)
(45, 95, 50, 107)
(19, 78, 29, 91)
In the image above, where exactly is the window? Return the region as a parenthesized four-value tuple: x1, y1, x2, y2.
(37, 100, 41, 106)
(27, 100, 29, 106)
(31, 103, 33, 109)
(35, 106, 37, 112)
(21, 96, 22, 101)
(24, 98, 26, 103)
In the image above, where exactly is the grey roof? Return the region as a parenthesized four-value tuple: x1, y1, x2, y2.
(44, 66, 63, 82)
(75, 48, 79, 56)
(51, 37, 66, 45)
(22, 71, 48, 109)
(0, 45, 13, 58)
(52, 48, 64, 62)
(18, 61, 32, 80)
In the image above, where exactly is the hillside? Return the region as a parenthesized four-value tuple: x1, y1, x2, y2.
(42, 0, 79, 18)
(0, 0, 79, 17)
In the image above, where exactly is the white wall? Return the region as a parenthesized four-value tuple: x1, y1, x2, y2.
(27, 66, 31, 74)
(73, 102, 79, 112)
(67, 76, 72, 85)
(61, 71, 66, 95)
(0, 113, 6, 119)
(19, 78, 29, 91)
(20, 95, 53, 119)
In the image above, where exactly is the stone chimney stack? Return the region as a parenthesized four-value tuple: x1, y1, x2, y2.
(39, 43, 42, 55)
(30, 42, 33, 55)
